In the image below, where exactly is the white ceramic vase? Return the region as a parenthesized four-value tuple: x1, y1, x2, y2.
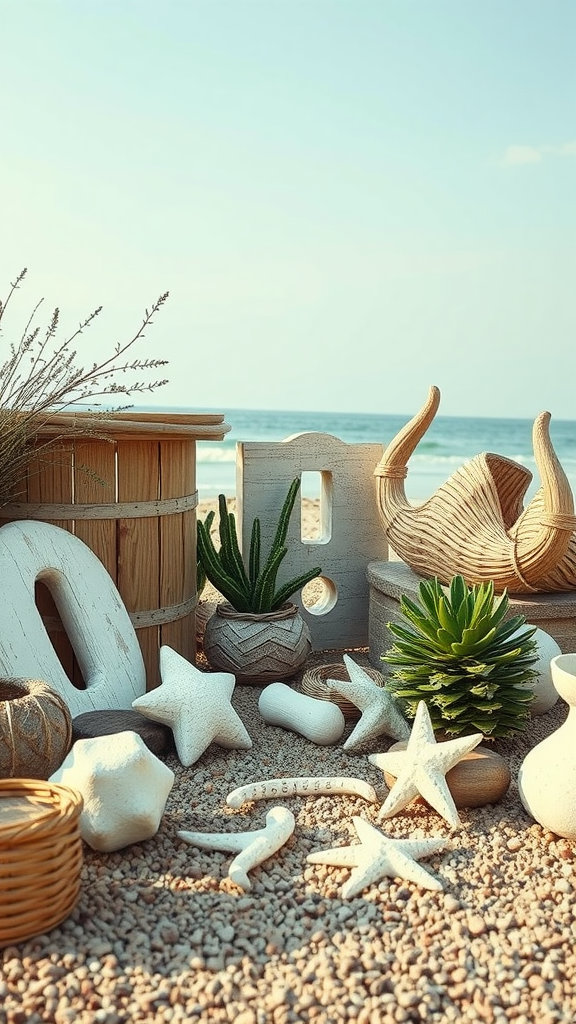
(523, 626, 562, 715)
(517, 653, 576, 839)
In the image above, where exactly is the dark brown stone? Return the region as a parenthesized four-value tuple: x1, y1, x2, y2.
(72, 709, 174, 758)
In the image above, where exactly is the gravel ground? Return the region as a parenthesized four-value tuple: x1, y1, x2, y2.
(1, 649, 575, 1024)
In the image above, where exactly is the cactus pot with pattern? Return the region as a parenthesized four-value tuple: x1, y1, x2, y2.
(203, 601, 312, 685)
(197, 478, 321, 683)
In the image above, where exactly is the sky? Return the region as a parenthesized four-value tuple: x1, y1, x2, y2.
(1, 0, 575, 420)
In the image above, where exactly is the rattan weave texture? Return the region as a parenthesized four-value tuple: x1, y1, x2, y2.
(301, 662, 385, 720)
(0, 779, 83, 946)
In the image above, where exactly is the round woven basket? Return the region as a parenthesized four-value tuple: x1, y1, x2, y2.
(301, 662, 386, 720)
(195, 599, 218, 646)
(0, 678, 73, 779)
(0, 779, 84, 947)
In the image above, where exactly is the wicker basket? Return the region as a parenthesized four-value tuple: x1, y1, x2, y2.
(301, 662, 386, 720)
(195, 600, 218, 646)
(0, 779, 84, 947)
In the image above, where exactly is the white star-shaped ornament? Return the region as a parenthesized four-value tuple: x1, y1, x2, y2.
(132, 646, 252, 767)
(369, 700, 483, 828)
(307, 815, 450, 898)
(325, 654, 410, 751)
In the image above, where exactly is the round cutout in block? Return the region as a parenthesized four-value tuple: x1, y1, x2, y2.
(301, 576, 338, 616)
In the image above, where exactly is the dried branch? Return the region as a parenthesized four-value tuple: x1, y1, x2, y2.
(0, 268, 170, 506)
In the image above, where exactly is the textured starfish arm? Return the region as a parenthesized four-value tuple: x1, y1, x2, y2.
(436, 732, 484, 772)
(342, 712, 401, 752)
(414, 768, 461, 828)
(399, 837, 452, 858)
(171, 727, 210, 769)
(340, 860, 391, 899)
(131, 694, 173, 726)
(306, 845, 364, 868)
(213, 719, 253, 750)
(325, 678, 373, 712)
(378, 778, 420, 819)
(368, 751, 409, 775)
(387, 850, 445, 891)
(226, 776, 377, 808)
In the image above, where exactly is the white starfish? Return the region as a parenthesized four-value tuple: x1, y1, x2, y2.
(132, 646, 252, 767)
(369, 700, 483, 828)
(307, 815, 450, 898)
(325, 655, 410, 751)
(178, 806, 295, 891)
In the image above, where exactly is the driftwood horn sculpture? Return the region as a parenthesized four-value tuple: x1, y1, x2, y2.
(374, 385, 576, 594)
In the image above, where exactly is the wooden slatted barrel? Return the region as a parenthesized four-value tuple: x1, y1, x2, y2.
(0, 411, 230, 689)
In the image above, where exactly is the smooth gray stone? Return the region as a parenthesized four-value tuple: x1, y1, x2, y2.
(72, 709, 174, 758)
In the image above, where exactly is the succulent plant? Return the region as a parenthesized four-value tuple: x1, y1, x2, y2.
(196, 477, 322, 613)
(196, 509, 214, 598)
(381, 574, 539, 738)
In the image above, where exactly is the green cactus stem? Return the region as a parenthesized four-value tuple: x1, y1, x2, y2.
(196, 478, 322, 613)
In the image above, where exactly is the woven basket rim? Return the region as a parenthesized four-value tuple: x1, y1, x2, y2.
(301, 662, 385, 719)
(303, 662, 385, 686)
(0, 779, 83, 845)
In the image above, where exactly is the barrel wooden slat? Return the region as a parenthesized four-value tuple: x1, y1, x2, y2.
(28, 447, 76, 679)
(70, 442, 116, 689)
(118, 441, 161, 689)
(73, 441, 117, 581)
(159, 440, 196, 665)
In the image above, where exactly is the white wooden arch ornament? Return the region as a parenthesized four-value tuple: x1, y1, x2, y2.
(0, 520, 146, 718)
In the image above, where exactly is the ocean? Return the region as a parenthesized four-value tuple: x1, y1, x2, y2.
(146, 406, 576, 506)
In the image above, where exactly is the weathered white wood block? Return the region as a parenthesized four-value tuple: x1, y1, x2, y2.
(0, 521, 146, 717)
(237, 433, 388, 650)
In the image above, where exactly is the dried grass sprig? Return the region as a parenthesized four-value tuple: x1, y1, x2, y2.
(0, 268, 170, 507)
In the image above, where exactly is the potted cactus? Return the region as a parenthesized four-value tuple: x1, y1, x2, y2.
(381, 574, 539, 738)
(197, 478, 322, 684)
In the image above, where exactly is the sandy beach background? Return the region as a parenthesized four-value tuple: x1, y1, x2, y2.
(197, 496, 325, 542)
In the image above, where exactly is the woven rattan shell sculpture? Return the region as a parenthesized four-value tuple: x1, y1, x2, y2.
(375, 386, 576, 594)
(0, 678, 73, 779)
